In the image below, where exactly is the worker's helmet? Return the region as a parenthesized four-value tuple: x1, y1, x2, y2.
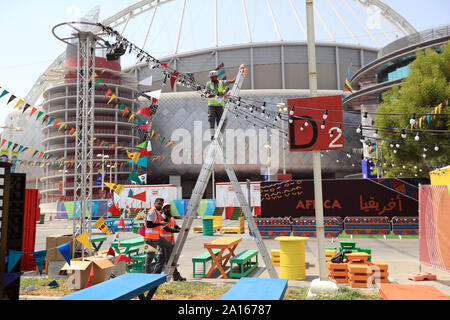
(209, 70, 218, 78)
(162, 202, 171, 208)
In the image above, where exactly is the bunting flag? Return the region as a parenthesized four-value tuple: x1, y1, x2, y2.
(52, 120, 60, 128)
(22, 103, 31, 114)
(170, 72, 179, 90)
(138, 174, 147, 184)
(7, 141, 12, 150)
(36, 111, 44, 121)
(128, 113, 135, 122)
(0, 90, 9, 99)
(347, 66, 352, 81)
(107, 247, 116, 257)
(103, 89, 112, 98)
(136, 140, 147, 149)
(56, 242, 71, 266)
(128, 189, 133, 197)
(104, 182, 124, 195)
(122, 106, 128, 117)
(148, 89, 161, 103)
(118, 103, 125, 111)
(138, 122, 152, 132)
(129, 156, 148, 168)
(150, 130, 155, 138)
(48, 280, 59, 288)
(76, 231, 92, 250)
(84, 265, 95, 288)
(139, 149, 152, 157)
(130, 191, 146, 202)
(154, 133, 160, 141)
(7, 95, 16, 105)
(93, 217, 111, 235)
(4, 272, 23, 287)
(108, 202, 119, 216)
(118, 216, 125, 231)
(139, 75, 153, 86)
(12, 143, 18, 151)
(33, 250, 47, 275)
(1, 139, 6, 148)
(29, 107, 37, 117)
(107, 94, 116, 104)
(345, 78, 354, 92)
(48, 117, 55, 126)
(13, 99, 24, 109)
(115, 253, 135, 264)
(162, 63, 168, 69)
(128, 170, 143, 185)
(7, 250, 23, 273)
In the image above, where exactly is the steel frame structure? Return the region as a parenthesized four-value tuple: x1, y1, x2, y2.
(72, 32, 96, 259)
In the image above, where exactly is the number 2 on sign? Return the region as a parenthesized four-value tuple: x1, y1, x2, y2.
(328, 127, 343, 148)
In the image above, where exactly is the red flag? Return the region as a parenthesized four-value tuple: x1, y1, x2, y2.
(115, 253, 135, 264)
(118, 216, 126, 231)
(103, 89, 112, 98)
(162, 63, 168, 69)
(29, 107, 37, 117)
(138, 122, 152, 132)
(108, 203, 119, 216)
(122, 107, 128, 117)
(140, 149, 152, 157)
(170, 72, 179, 90)
(0, 139, 5, 149)
(84, 265, 95, 288)
(130, 191, 146, 202)
(107, 247, 116, 257)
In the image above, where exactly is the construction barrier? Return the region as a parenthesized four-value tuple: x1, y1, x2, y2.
(391, 216, 419, 236)
(344, 216, 391, 236)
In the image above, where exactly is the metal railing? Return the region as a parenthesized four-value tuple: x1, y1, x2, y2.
(380, 25, 450, 58)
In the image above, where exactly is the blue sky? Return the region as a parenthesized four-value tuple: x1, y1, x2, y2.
(0, 0, 449, 125)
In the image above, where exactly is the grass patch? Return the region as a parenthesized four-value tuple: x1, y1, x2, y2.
(153, 282, 232, 300)
(338, 231, 418, 239)
(19, 277, 383, 300)
(20, 277, 75, 297)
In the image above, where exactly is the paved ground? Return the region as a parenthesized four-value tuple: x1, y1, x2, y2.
(30, 217, 450, 296)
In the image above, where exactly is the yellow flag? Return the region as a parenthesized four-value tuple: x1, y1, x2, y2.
(345, 78, 354, 91)
(13, 99, 24, 109)
(104, 182, 124, 195)
(128, 113, 135, 122)
(58, 123, 66, 132)
(107, 94, 116, 104)
(93, 217, 111, 235)
(76, 231, 92, 250)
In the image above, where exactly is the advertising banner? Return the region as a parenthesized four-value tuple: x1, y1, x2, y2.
(261, 179, 418, 219)
(215, 182, 261, 207)
(113, 184, 181, 209)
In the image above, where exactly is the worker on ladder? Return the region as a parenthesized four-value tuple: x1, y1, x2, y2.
(206, 70, 236, 140)
(144, 198, 171, 274)
(158, 202, 186, 281)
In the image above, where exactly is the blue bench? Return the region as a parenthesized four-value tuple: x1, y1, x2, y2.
(59, 273, 167, 300)
(220, 277, 288, 300)
(104, 218, 135, 233)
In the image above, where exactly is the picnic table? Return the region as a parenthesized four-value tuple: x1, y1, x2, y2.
(111, 237, 145, 256)
(220, 278, 288, 300)
(203, 237, 242, 279)
(91, 235, 107, 252)
(59, 273, 167, 300)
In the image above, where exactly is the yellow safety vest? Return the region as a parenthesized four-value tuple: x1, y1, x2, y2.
(206, 80, 225, 107)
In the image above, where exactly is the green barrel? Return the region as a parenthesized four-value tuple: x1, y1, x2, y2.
(202, 218, 214, 236)
(39, 214, 45, 224)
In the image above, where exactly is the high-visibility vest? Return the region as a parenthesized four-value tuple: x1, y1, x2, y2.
(160, 214, 175, 243)
(206, 80, 225, 107)
(144, 208, 161, 240)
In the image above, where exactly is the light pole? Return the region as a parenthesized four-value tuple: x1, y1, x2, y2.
(276, 102, 287, 175)
(97, 152, 109, 191)
(264, 144, 271, 180)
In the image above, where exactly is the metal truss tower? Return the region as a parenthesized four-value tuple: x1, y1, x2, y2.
(73, 32, 96, 259)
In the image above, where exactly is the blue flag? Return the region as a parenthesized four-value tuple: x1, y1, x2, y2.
(56, 242, 71, 266)
(4, 272, 23, 287)
(32, 250, 47, 275)
(7, 250, 23, 273)
(96, 170, 104, 186)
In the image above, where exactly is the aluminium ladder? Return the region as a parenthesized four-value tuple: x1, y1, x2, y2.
(164, 65, 277, 280)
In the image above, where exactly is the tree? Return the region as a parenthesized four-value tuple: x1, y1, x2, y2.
(373, 42, 450, 178)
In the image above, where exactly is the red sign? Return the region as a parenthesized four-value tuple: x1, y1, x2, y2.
(288, 95, 344, 151)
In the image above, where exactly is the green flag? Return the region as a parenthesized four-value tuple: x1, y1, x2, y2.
(127, 170, 143, 185)
(136, 140, 147, 149)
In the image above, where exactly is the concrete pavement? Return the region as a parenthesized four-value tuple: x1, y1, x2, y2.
(31, 218, 450, 297)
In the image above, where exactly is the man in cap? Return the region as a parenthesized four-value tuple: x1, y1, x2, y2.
(206, 70, 236, 140)
(157, 202, 186, 281)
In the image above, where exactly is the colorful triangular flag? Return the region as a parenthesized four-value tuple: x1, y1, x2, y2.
(56, 242, 71, 266)
(32, 250, 47, 275)
(93, 217, 111, 235)
(130, 191, 146, 202)
(76, 231, 92, 250)
(7, 250, 23, 273)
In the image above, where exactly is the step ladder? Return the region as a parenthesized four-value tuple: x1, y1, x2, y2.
(164, 65, 277, 279)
